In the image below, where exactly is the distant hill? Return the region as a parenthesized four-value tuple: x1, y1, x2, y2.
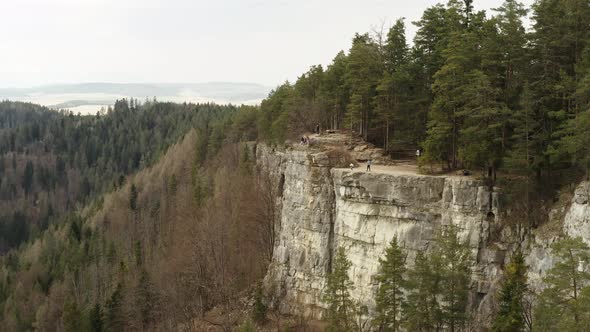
(0, 82, 271, 113)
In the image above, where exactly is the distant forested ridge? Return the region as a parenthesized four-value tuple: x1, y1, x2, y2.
(0, 0, 589, 330)
(259, 0, 590, 182)
(0, 98, 263, 330)
(0, 100, 240, 251)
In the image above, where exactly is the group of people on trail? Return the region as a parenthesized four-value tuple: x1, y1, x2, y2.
(300, 136, 311, 145)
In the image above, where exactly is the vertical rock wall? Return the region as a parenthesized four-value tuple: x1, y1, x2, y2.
(258, 144, 507, 325)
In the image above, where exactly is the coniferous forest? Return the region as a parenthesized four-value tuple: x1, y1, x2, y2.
(260, 0, 590, 183)
(0, 0, 590, 331)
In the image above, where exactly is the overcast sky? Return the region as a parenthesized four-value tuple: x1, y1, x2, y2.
(1, 0, 533, 88)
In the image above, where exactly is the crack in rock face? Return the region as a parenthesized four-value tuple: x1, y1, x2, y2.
(258, 142, 590, 328)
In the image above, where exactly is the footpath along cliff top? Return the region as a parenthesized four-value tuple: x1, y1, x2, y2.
(291, 130, 473, 178)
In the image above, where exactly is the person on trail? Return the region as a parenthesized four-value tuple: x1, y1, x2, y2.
(416, 149, 421, 158)
(316, 124, 320, 134)
(350, 163, 354, 171)
(366, 159, 372, 172)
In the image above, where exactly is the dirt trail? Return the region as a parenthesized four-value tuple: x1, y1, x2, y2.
(307, 131, 473, 179)
(348, 162, 421, 176)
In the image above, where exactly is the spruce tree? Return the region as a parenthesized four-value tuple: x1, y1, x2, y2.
(374, 237, 407, 332)
(104, 283, 124, 332)
(492, 250, 528, 332)
(375, 19, 411, 152)
(404, 251, 443, 331)
(438, 224, 472, 331)
(535, 237, 590, 331)
(345, 33, 382, 140)
(552, 69, 590, 179)
(129, 184, 138, 211)
(323, 247, 357, 332)
(459, 70, 506, 175)
(423, 31, 476, 169)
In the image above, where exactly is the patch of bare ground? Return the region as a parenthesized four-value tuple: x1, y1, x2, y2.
(296, 130, 479, 179)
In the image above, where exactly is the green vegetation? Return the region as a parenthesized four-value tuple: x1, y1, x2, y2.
(374, 237, 407, 331)
(259, 0, 590, 186)
(0, 100, 265, 330)
(323, 247, 357, 332)
(1, 0, 590, 330)
(326, 226, 473, 331)
(0, 99, 240, 251)
(535, 237, 590, 331)
(493, 250, 529, 332)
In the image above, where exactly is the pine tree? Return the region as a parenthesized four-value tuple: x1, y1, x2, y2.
(345, 33, 382, 140)
(490, 0, 528, 111)
(437, 224, 472, 331)
(404, 251, 443, 331)
(459, 69, 506, 175)
(492, 250, 528, 332)
(323, 247, 357, 332)
(527, 0, 590, 178)
(22, 161, 34, 196)
(552, 69, 590, 179)
(136, 270, 159, 329)
(129, 184, 138, 211)
(321, 51, 349, 130)
(535, 237, 590, 331)
(104, 283, 124, 332)
(374, 237, 407, 332)
(423, 31, 477, 169)
(375, 19, 411, 152)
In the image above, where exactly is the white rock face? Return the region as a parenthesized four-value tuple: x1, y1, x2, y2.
(524, 182, 590, 292)
(331, 170, 501, 318)
(564, 182, 590, 242)
(257, 139, 590, 328)
(258, 144, 507, 325)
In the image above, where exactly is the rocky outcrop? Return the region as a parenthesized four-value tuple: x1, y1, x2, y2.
(331, 170, 503, 320)
(526, 181, 590, 290)
(564, 182, 590, 242)
(257, 141, 590, 328)
(258, 143, 506, 325)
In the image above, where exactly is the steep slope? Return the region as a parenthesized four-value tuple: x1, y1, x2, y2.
(258, 141, 504, 325)
(0, 130, 270, 331)
(258, 136, 590, 329)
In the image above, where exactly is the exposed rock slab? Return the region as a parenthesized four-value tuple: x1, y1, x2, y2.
(258, 143, 505, 324)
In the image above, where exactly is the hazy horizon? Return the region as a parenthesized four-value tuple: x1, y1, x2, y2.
(2, 0, 533, 89)
(0, 82, 272, 114)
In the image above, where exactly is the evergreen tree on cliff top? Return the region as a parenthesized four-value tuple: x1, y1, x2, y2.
(323, 247, 357, 332)
(492, 250, 528, 332)
(374, 236, 407, 331)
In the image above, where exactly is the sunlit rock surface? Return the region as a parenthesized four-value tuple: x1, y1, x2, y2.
(257, 141, 590, 328)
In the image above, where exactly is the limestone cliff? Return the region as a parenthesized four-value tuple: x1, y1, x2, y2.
(256, 141, 590, 329)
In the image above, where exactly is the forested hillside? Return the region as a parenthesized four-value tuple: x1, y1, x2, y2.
(260, 0, 590, 183)
(0, 100, 240, 252)
(0, 100, 267, 330)
(1, 0, 590, 331)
